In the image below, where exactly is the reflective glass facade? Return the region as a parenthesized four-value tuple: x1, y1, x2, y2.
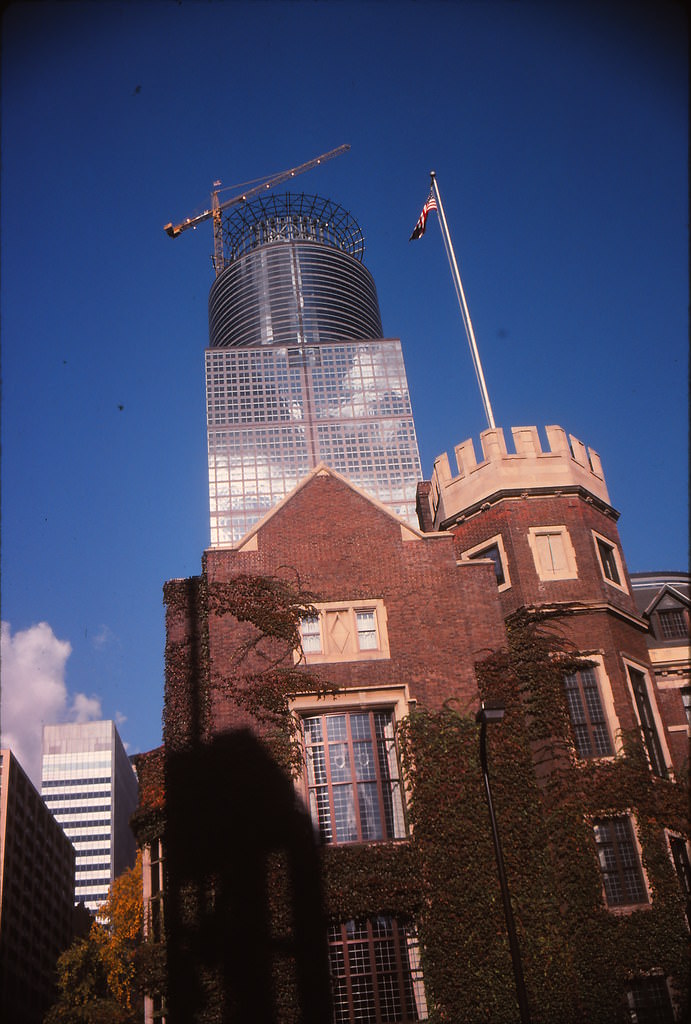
(206, 194, 421, 546)
(41, 721, 138, 911)
(207, 339, 421, 545)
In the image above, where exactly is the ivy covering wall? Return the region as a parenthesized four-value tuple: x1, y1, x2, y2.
(401, 609, 689, 1022)
(131, 577, 689, 1024)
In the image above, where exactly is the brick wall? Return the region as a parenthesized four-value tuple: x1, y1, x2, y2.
(444, 490, 683, 775)
(448, 493, 637, 618)
(163, 469, 681, 776)
(201, 472, 507, 720)
(162, 469, 509, 748)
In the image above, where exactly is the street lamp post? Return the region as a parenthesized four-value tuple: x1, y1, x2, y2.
(476, 701, 532, 1024)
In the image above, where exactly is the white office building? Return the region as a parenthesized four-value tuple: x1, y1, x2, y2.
(41, 720, 138, 911)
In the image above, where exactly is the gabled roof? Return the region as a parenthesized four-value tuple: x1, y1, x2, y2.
(640, 584, 691, 619)
(229, 462, 431, 553)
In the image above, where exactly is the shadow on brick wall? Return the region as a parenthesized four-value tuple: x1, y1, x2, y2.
(165, 730, 331, 1024)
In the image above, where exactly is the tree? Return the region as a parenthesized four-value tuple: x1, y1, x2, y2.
(44, 938, 131, 1024)
(92, 850, 144, 1009)
(44, 854, 143, 1024)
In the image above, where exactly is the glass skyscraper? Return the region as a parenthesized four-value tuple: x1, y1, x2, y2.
(205, 193, 422, 545)
(41, 721, 138, 911)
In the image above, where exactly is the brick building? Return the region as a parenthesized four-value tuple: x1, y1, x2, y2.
(630, 571, 690, 772)
(134, 427, 689, 1024)
(418, 424, 680, 781)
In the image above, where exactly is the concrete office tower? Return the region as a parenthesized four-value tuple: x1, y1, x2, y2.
(0, 749, 74, 1024)
(41, 721, 138, 911)
(206, 192, 422, 544)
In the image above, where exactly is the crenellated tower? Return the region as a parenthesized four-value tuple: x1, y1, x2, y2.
(417, 424, 681, 778)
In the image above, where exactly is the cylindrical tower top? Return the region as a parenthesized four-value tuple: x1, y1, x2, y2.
(208, 193, 383, 349)
(220, 192, 366, 263)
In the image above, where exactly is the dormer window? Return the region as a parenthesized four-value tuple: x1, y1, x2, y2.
(657, 608, 688, 641)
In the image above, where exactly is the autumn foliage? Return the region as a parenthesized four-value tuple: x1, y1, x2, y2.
(44, 854, 143, 1024)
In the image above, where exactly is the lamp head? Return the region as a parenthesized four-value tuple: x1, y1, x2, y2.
(476, 700, 506, 725)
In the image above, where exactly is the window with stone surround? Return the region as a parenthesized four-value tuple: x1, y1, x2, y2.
(593, 815, 649, 910)
(625, 662, 669, 779)
(592, 531, 628, 592)
(300, 615, 322, 654)
(666, 831, 691, 928)
(624, 975, 674, 1023)
(298, 601, 389, 664)
(564, 665, 614, 758)
(328, 916, 428, 1023)
(527, 525, 578, 581)
(461, 534, 511, 591)
(682, 688, 691, 727)
(143, 838, 165, 944)
(302, 709, 406, 845)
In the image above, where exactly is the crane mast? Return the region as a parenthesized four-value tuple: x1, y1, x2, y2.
(164, 144, 351, 276)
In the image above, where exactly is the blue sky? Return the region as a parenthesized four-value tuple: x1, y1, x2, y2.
(1, 0, 687, 781)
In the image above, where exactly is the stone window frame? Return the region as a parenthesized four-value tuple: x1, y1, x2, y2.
(527, 525, 578, 581)
(299, 614, 322, 655)
(664, 829, 691, 930)
(591, 812, 651, 913)
(624, 973, 675, 1023)
(591, 530, 628, 594)
(681, 687, 691, 729)
(460, 533, 512, 592)
(142, 838, 165, 943)
(142, 838, 167, 1024)
(291, 686, 413, 845)
(655, 606, 690, 642)
(328, 915, 428, 1023)
(300, 708, 406, 846)
(623, 658, 673, 780)
(297, 599, 390, 664)
(563, 655, 622, 760)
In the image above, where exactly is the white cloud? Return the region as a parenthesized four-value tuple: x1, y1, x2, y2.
(0, 621, 104, 788)
(70, 692, 103, 723)
(92, 624, 116, 650)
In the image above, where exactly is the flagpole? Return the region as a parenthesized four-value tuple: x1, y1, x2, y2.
(429, 171, 496, 430)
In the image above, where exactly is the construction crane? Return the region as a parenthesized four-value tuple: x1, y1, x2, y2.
(164, 144, 350, 275)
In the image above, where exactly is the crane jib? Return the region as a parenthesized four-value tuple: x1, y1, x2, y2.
(163, 145, 350, 252)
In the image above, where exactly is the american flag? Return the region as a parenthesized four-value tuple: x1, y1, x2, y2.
(409, 188, 438, 240)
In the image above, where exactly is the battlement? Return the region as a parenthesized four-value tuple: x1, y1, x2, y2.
(427, 425, 611, 527)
